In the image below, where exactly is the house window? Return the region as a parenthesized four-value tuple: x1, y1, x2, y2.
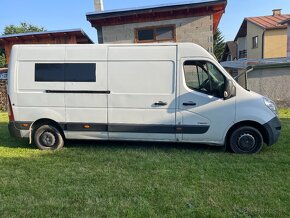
(135, 25, 176, 43)
(252, 36, 258, 48)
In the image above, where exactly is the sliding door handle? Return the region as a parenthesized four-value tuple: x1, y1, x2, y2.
(183, 102, 197, 106)
(154, 101, 167, 106)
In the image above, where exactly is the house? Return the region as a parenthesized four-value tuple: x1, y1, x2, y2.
(86, 0, 227, 53)
(235, 9, 290, 59)
(0, 29, 93, 65)
(221, 41, 237, 61)
(280, 18, 290, 57)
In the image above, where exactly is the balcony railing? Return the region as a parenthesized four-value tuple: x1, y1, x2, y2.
(239, 50, 247, 59)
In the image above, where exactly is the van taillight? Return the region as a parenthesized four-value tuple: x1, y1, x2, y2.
(7, 95, 15, 122)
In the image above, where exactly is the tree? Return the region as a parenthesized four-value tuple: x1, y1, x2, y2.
(3, 22, 46, 35)
(0, 52, 6, 68)
(213, 28, 225, 62)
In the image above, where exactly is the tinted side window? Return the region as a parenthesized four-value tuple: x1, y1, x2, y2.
(183, 60, 225, 98)
(35, 64, 64, 82)
(65, 64, 96, 82)
(35, 63, 96, 82)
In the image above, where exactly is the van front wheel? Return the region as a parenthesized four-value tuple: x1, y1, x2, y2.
(229, 126, 263, 154)
(34, 125, 64, 150)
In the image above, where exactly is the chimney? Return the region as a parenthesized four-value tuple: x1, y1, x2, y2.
(273, 9, 282, 16)
(94, 0, 104, 11)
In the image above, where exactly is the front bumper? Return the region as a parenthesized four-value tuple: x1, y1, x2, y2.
(263, 116, 282, 146)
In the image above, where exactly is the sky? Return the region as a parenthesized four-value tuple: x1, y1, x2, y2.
(0, 0, 290, 42)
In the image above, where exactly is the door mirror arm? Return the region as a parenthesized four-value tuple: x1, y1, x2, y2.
(224, 79, 236, 100)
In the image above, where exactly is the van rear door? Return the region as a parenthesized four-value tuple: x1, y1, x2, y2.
(107, 45, 177, 141)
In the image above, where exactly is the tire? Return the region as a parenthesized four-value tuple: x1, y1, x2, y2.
(34, 125, 64, 150)
(229, 126, 263, 154)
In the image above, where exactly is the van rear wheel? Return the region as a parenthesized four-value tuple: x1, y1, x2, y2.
(229, 126, 263, 154)
(34, 125, 64, 150)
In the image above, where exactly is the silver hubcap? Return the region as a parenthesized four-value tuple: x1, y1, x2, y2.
(238, 133, 256, 150)
(40, 132, 56, 147)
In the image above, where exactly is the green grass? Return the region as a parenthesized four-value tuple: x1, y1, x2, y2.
(0, 111, 289, 217)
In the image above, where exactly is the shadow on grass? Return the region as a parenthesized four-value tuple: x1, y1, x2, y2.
(0, 122, 32, 149)
(65, 139, 226, 153)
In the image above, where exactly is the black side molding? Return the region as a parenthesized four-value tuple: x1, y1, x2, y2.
(46, 90, 111, 94)
(9, 121, 210, 135)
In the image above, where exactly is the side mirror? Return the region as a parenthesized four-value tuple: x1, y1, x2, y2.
(224, 79, 236, 100)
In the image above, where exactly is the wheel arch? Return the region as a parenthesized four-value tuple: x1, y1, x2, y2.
(29, 118, 65, 144)
(225, 120, 269, 147)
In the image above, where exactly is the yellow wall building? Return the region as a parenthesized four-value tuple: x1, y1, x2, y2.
(235, 9, 290, 59)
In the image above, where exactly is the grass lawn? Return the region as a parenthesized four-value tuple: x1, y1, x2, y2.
(0, 111, 289, 217)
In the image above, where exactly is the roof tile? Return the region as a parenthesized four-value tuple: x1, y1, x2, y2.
(246, 14, 290, 29)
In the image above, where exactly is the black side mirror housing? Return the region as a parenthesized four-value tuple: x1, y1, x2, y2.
(224, 79, 236, 100)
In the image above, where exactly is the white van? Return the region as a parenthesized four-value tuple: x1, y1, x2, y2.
(7, 43, 281, 153)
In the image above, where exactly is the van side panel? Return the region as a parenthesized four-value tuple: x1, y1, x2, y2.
(64, 46, 108, 139)
(15, 46, 66, 124)
(107, 46, 177, 141)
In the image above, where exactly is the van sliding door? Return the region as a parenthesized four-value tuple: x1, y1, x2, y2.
(107, 46, 177, 141)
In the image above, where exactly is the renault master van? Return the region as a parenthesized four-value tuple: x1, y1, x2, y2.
(7, 43, 281, 153)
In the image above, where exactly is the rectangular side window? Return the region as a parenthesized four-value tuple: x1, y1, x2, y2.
(135, 25, 175, 43)
(155, 26, 174, 41)
(183, 60, 225, 98)
(35, 63, 96, 82)
(137, 29, 154, 41)
(65, 64, 96, 82)
(35, 64, 64, 82)
(252, 36, 258, 48)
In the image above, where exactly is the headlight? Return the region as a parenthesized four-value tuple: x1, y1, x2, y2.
(264, 97, 278, 115)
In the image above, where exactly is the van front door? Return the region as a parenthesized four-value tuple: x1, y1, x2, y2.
(107, 46, 177, 141)
(178, 59, 235, 144)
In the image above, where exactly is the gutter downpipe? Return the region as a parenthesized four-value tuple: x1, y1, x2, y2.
(262, 30, 265, 59)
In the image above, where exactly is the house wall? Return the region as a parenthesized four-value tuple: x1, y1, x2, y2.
(287, 22, 290, 57)
(237, 37, 247, 58)
(247, 66, 290, 107)
(247, 22, 263, 59)
(264, 29, 287, 58)
(102, 16, 213, 52)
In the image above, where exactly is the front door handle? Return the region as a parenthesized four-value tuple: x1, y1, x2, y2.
(183, 101, 197, 106)
(154, 101, 167, 106)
